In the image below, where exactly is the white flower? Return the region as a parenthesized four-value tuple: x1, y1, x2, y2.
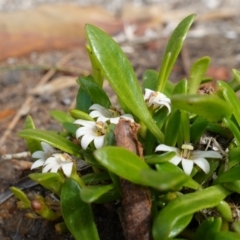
(42, 153, 74, 177)
(89, 104, 134, 124)
(31, 142, 57, 170)
(75, 119, 107, 150)
(144, 88, 171, 113)
(155, 143, 222, 175)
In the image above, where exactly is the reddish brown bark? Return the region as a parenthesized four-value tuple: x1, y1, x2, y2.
(114, 119, 152, 240)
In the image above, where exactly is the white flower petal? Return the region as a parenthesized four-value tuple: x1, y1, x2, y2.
(192, 150, 221, 159)
(32, 151, 45, 159)
(181, 159, 194, 175)
(194, 157, 210, 174)
(89, 104, 106, 111)
(144, 89, 153, 100)
(169, 156, 182, 165)
(31, 159, 45, 169)
(42, 163, 54, 173)
(155, 144, 179, 153)
(41, 142, 56, 155)
(94, 135, 105, 149)
(44, 156, 58, 165)
(74, 119, 95, 127)
(81, 134, 96, 150)
(76, 127, 95, 138)
(49, 165, 61, 173)
(62, 162, 73, 177)
(95, 115, 110, 123)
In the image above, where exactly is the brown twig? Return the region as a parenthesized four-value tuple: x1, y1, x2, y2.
(0, 53, 75, 150)
(114, 119, 152, 240)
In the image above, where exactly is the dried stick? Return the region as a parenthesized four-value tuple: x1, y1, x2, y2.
(114, 119, 152, 240)
(0, 53, 75, 149)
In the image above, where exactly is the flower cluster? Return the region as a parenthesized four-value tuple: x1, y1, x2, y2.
(74, 104, 134, 150)
(155, 143, 221, 175)
(31, 142, 73, 177)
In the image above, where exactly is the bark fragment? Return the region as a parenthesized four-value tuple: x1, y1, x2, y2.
(114, 119, 152, 240)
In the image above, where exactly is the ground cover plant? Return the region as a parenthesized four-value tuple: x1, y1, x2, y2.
(10, 14, 240, 239)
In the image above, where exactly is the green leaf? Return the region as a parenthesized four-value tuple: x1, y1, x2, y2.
(61, 178, 100, 240)
(145, 152, 176, 164)
(213, 165, 240, 184)
(76, 85, 92, 113)
(50, 110, 75, 124)
(224, 180, 240, 194)
(86, 45, 104, 86)
(140, 167, 189, 191)
(190, 116, 208, 143)
(18, 129, 80, 156)
(10, 187, 31, 208)
(218, 80, 240, 126)
(213, 231, 240, 240)
(142, 69, 174, 96)
(228, 147, 240, 169)
(172, 94, 232, 122)
(157, 14, 195, 91)
(223, 118, 240, 146)
(29, 173, 64, 196)
(94, 146, 150, 184)
(228, 69, 240, 92)
(194, 217, 221, 240)
(77, 75, 111, 108)
(23, 115, 41, 153)
(188, 57, 210, 94)
(173, 79, 188, 95)
(152, 185, 230, 240)
(82, 172, 111, 185)
(69, 108, 94, 121)
(85, 24, 164, 142)
(80, 184, 120, 203)
(164, 110, 181, 146)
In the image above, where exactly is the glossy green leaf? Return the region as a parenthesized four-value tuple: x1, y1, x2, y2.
(172, 94, 232, 122)
(218, 80, 240, 126)
(80, 184, 120, 203)
(164, 110, 181, 146)
(228, 147, 240, 169)
(85, 24, 164, 142)
(23, 115, 41, 153)
(216, 200, 233, 222)
(18, 129, 80, 156)
(62, 122, 78, 135)
(29, 172, 65, 196)
(104, 123, 116, 146)
(77, 75, 111, 108)
(86, 45, 104, 86)
(10, 187, 31, 208)
(69, 108, 94, 121)
(157, 14, 195, 91)
(188, 57, 210, 94)
(214, 165, 240, 184)
(61, 178, 99, 240)
(223, 118, 240, 146)
(228, 69, 240, 92)
(76, 85, 92, 113)
(152, 185, 230, 240)
(155, 162, 200, 190)
(94, 146, 150, 183)
(50, 110, 75, 124)
(190, 116, 208, 143)
(140, 168, 189, 191)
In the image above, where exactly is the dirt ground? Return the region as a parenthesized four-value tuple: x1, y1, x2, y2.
(0, 1, 240, 239)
